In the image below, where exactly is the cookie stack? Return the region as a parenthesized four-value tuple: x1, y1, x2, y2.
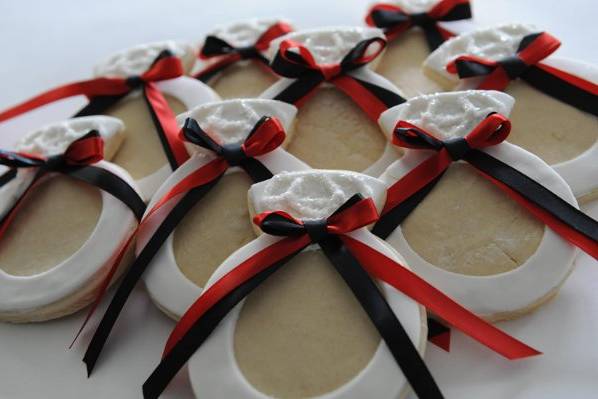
(0, 1, 596, 398)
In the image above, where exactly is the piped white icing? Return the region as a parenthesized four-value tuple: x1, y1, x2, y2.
(424, 23, 538, 82)
(387, 0, 442, 13)
(379, 90, 514, 140)
(177, 99, 296, 147)
(250, 170, 387, 220)
(379, 90, 577, 317)
(206, 18, 289, 48)
(93, 41, 196, 78)
(15, 116, 123, 156)
(266, 26, 385, 64)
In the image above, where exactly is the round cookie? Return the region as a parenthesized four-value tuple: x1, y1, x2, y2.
(378, 90, 578, 321)
(93, 41, 220, 199)
(423, 23, 598, 201)
(186, 169, 425, 399)
(366, 0, 472, 97)
(261, 26, 406, 177)
(141, 99, 310, 319)
(0, 116, 141, 322)
(193, 18, 293, 99)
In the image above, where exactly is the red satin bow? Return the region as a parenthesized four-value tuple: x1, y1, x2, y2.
(164, 193, 539, 360)
(446, 32, 561, 90)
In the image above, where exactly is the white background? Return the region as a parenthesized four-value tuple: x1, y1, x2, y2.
(0, 0, 597, 398)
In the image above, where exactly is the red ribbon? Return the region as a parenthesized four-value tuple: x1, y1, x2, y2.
(0, 55, 189, 166)
(384, 113, 598, 259)
(71, 117, 286, 345)
(275, 38, 389, 120)
(365, 0, 469, 41)
(446, 32, 562, 90)
(164, 195, 540, 360)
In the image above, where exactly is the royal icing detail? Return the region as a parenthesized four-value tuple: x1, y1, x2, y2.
(186, 169, 423, 399)
(15, 116, 123, 156)
(378, 90, 578, 317)
(0, 118, 140, 315)
(206, 18, 289, 48)
(142, 100, 310, 318)
(424, 23, 538, 82)
(251, 170, 387, 220)
(93, 41, 197, 78)
(266, 26, 385, 64)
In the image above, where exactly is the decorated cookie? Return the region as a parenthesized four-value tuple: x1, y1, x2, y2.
(365, 0, 472, 96)
(376, 90, 586, 321)
(143, 168, 540, 399)
(0, 41, 220, 200)
(423, 23, 598, 201)
(0, 116, 144, 322)
(193, 18, 293, 99)
(140, 99, 309, 318)
(261, 26, 407, 176)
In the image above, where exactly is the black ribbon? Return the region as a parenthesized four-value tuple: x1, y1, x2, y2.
(373, 121, 598, 247)
(83, 118, 275, 375)
(270, 38, 406, 108)
(0, 131, 145, 223)
(143, 195, 444, 399)
(196, 36, 269, 83)
(73, 50, 184, 170)
(453, 33, 598, 117)
(371, 2, 472, 51)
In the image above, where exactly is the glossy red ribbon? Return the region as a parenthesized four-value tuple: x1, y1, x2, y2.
(164, 196, 539, 360)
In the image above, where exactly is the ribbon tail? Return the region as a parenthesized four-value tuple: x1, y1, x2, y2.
(272, 74, 323, 107)
(143, 236, 309, 399)
(422, 25, 447, 52)
(427, 318, 452, 351)
(143, 82, 190, 169)
(522, 64, 598, 117)
(193, 54, 242, 83)
(342, 236, 542, 360)
(73, 93, 128, 117)
(319, 235, 444, 399)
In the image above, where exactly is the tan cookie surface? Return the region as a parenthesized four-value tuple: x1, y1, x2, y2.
(402, 163, 544, 276)
(286, 88, 389, 171)
(209, 63, 279, 99)
(505, 81, 597, 166)
(234, 249, 381, 398)
(375, 31, 444, 98)
(0, 175, 101, 277)
(173, 172, 256, 288)
(108, 95, 187, 179)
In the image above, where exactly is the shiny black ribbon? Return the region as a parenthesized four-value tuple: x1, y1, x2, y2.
(73, 50, 184, 170)
(143, 194, 444, 399)
(270, 38, 406, 108)
(0, 131, 145, 223)
(370, 2, 472, 51)
(82, 118, 275, 375)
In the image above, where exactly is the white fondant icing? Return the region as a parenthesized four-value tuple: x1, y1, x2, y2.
(177, 98, 296, 148)
(424, 23, 538, 82)
(141, 100, 310, 318)
(250, 170, 387, 220)
(93, 41, 197, 78)
(188, 227, 424, 399)
(206, 18, 289, 48)
(0, 118, 141, 313)
(266, 26, 385, 65)
(379, 90, 514, 140)
(15, 116, 123, 156)
(378, 90, 578, 317)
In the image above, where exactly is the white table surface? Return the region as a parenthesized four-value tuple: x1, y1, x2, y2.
(0, 1, 597, 398)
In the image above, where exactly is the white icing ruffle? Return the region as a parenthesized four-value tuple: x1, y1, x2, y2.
(266, 26, 385, 64)
(177, 99, 296, 146)
(424, 23, 538, 82)
(379, 90, 514, 140)
(93, 41, 196, 78)
(206, 18, 289, 48)
(15, 116, 123, 156)
(250, 170, 387, 220)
